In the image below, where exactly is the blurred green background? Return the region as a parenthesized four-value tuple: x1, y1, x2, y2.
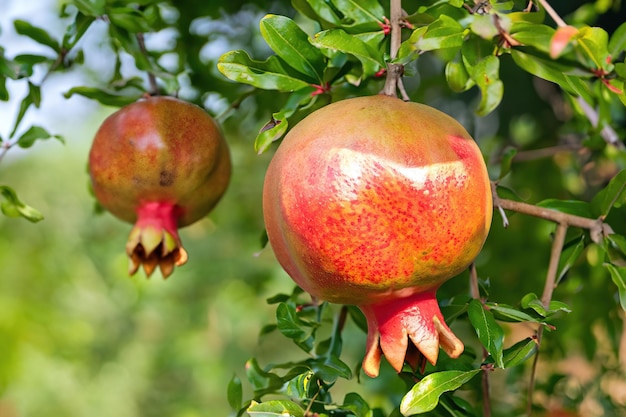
(1, 0, 626, 416)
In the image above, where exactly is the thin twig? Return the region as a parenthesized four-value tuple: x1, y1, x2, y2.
(136, 33, 159, 95)
(535, 0, 567, 27)
(469, 263, 492, 417)
(526, 222, 568, 416)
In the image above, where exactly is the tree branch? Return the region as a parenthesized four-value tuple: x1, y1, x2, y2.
(381, 0, 403, 97)
(526, 222, 568, 416)
(495, 197, 613, 242)
(136, 33, 159, 95)
(536, 0, 567, 27)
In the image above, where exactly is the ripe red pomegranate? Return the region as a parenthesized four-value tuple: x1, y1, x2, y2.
(263, 95, 492, 377)
(89, 95, 231, 278)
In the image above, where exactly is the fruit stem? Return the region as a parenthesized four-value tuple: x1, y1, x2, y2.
(136, 32, 159, 95)
(381, 0, 406, 98)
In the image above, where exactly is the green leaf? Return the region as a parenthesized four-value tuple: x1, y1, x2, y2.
(311, 29, 384, 78)
(576, 26, 610, 70)
(557, 235, 586, 283)
(341, 392, 371, 417)
(605, 263, 626, 310)
(400, 370, 480, 415)
(417, 15, 465, 51)
(471, 55, 503, 116)
(502, 337, 538, 368)
(0, 185, 44, 222)
(291, 0, 341, 27)
(332, 0, 385, 27)
(218, 50, 311, 92)
(10, 82, 41, 138)
(247, 400, 305, 417)
(510, 23, 555, 54)
(468, 299, 504, 368)
(521, 293, 547, 316)
(107, 7, 152, 33)
(63, 12, 96, 49)
(608, 22, 626, 59)
(255, 88, 314, 153)
(16, 125, 64, 148)
(64, 86, 142, 107)
(260, 15, 325, 82)
(396, 27, 429, 65)
(71, 0, 106, 16)
(308, 355, 352, 381)
(445, 56, 474, 92)
(276, 303, 315, 352)
(605, 234, 626, 267)
(227, 374, 243, 411)
(486, 302, 544, 324)
(591, 169, 626, 218)
(245, 358, 285, 393)
(470, 14, 499, 40)
(14, 20, 61, 53)
(14, 55, 51, 77)
(498, 146, 517, 179)
(510, 49, 591, 102)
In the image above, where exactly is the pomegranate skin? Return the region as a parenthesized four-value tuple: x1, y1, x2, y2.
(89, 96, 231, 278)
(263, 95, 492, 376)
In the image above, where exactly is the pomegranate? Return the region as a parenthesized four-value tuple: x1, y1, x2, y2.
(89, 95, 231, 278)
(262, 95, 492, 377)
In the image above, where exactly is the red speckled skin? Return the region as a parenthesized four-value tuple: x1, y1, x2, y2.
(263, 95, 492, 306)
(89, 96, 231, 227)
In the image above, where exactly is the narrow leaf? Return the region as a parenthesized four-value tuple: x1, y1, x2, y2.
(227, 374, 243, 411)
(260, 15, 325, 82)
(14, 20, 60, 53)
(605, 263, 626, 311)
(64, 86, 142, 107)
(0, 185, 44, 222)
(247, 400, 305, 417)
(333, 0, 385, 26)
(472, 55, 503, 116)
(591, 169, 626, 218)
(498, 146, 517, 179)
(311, 29, 384, 77)
(10, 82, 41, 138)
(502, 337, 537, 368)
(468, 299, 505, 367)
(400, 370, 480, 415)
(17, 125, 64, 148)
(608, 21, 626, 59)
(218, 50, 310, 92)
(417, 15, 465, 51)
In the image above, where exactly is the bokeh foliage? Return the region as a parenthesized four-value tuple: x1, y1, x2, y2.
(1, 0, 626, 416)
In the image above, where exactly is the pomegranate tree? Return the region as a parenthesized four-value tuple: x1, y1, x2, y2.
(263, 95, 492, 377)
(89, 95, 231, 278)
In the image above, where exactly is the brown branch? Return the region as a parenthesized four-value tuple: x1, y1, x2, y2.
(536, 0, 567, 27)
(526, 222, 568, 416)
(496, 198, 613, 242)
(136, 33, 159, 95)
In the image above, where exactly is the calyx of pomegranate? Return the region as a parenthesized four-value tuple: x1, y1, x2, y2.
(126, 201, 188, 278)
(89, 95, 231, 278)
(262, 95, 492, 377)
